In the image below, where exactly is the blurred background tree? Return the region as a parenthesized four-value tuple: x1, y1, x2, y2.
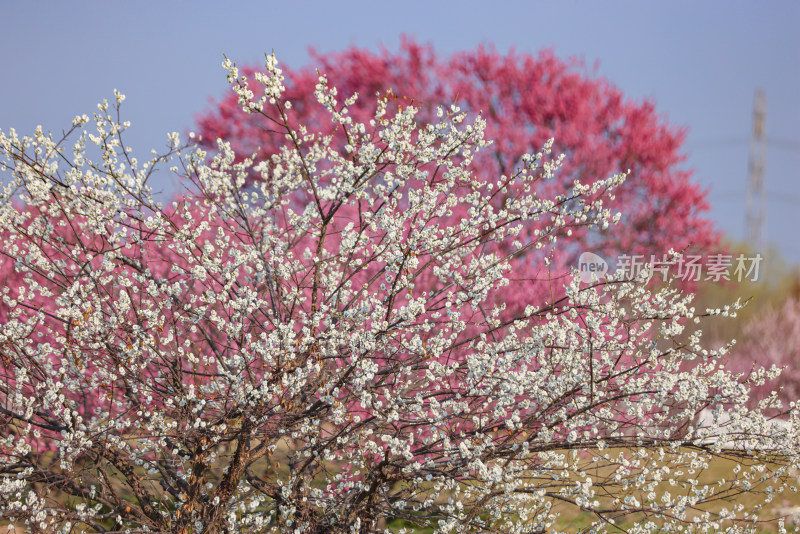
(692, 240, 800, 411)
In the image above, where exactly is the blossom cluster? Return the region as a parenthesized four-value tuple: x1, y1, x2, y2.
(197, 40, 721, 293)
(0, 53, 797, 533)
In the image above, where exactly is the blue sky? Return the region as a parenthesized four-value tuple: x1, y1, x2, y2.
(2, 1, 799, 261)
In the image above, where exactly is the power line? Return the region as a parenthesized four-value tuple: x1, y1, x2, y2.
(690, 136, 800, 152)
(768, 138, 800, 152)
(713, 191, 800, 205)
(690, 138, 747, 149)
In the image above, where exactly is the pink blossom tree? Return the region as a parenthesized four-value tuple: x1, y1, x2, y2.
(728, 296, 800, 411)
(196, 39, 720, 273)
(0, 55, 796, 534)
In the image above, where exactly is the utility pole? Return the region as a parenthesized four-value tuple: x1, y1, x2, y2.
(745, 89, 766, 249)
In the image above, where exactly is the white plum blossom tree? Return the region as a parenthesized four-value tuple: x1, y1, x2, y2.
(0, 54, 798, 533)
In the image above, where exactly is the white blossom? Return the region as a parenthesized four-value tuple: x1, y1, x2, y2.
(0, 54, 796, 534)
